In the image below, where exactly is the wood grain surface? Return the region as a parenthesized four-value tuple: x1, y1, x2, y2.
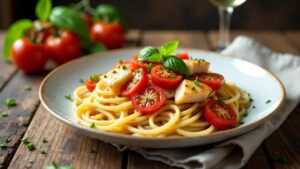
(0, 30, 299, 169)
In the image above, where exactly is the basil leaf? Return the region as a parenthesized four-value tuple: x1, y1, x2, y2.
(3, 19, 33, 61)
(35, 0, 52, 21)
(159, 40, 179, 57)
(163, 55, 188, 75)
(138, 47, 162, 62)
(86, 42, 107, 53)
(50, 6, 89, 41)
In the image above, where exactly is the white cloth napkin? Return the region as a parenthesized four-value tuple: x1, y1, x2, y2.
(115, 36, 300, 169)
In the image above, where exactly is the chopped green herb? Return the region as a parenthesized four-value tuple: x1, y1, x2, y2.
(112, 70, 117, 73)
(1, 112, 8, 117)
(27, 143, 35, 151)
(145, 96, 151, 103)
(65, 95, 73, 101)
(24, 85, 32, 91)
(147, 63, 153, 71)
(40, 149, 46, 154)
(265, 100, 271, 104)
(29, 159, 34, 164)
(5, 138, 11, 143)
(227, 96, 232, 99)
(193, 79, 200, 86)
(90, 148, 97, 153)
(104, 75, 107, 78)
(122, 65, 127, 70)
(239, 121, 244, 125)
(90, 123, 96, 128)
(272, 156, 289, 164)
(250, 98, 254, 102)
(79, 79, 84, 84)
(252, 105, 256, 108)
(242, 113, 248, 117)
(219, 97, 225, 104)
(191, 86, 196, 91)
(0, 142, 7, 150)
(90, 75, 99, 81)
(5, 98, 17, 107)
(21, 136, 29, 144)
(45, 161, 74, 169)
(42, 137, 48, 143)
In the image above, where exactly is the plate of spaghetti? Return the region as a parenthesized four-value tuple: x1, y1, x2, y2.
(39, 41, 285, 148)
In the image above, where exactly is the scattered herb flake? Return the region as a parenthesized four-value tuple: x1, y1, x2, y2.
(26, 143, 35, 151)
(219, 97, 225, 104)
(1, 112, 8, 117)
(24, 85, 32, 91)
(191, 86, 196, 91)
(147, 63, 153, 71)
(112, 70, 117, 74)
(90, 75, 99, 82)
(42, 137, 48, 143)
(45, 161, 74, 169)
(40, 149, 46, 154)
(21, 136, 29, 144)
(252, 105, 256, 108)
(104, 75, 107, 78)
(272, 156, 289, 164)
(90, 123, 96, 128)
(242, 113, 248, 117)
(5, 98, 17, 107)
(29, 159, 34, 164)
(194, 79, 200, 86)
(239, 121, 244, 125)
(79, 79, 84, 84)
(122, 64, 127, 70)
(250, 98, 254, 102)
(266, 100, 271, 104)
(65, 95, 73, 101)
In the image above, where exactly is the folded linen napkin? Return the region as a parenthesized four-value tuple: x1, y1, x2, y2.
(116, 36, 300, 169)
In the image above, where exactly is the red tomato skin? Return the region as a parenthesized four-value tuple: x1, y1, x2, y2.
(45, 31, 81, 65)
(177, 53, 189, 60)
(121, 69, 148, 97)
(90, 21, 125, 49)
(131, 86, 166, 115)
(11, 38, 48, 73)
(203, 100, 237, 130)
(151, 65, 183, 89)
(85, 79, 96, 92)
(196, 73, 225, 91)
(80, 13, 93, 30)
(131, 54, 151, 72)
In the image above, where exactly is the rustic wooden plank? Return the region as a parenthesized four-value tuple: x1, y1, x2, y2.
(0, 71, 43, 169)
(0, 31, 17, 91)
(127, 31, 210, 169)
(208, 31, 300, 169)
(7, 30, 141, 169)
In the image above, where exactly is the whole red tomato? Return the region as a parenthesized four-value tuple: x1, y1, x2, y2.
(45, 31, 81, 65)
(90, 21, 125, 49)
(11, 38, 48, 73)
(80, 13, 93, 30)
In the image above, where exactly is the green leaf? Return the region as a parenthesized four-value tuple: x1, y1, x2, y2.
(138, 47, 162, 62)
(35, 0, 52, 21)
(159, 40, 179, 57)
(49, 6, 89, 41)
(3, 19, 33, 61)
(163, 55, 188, 75)
(85, 42, 106, 53)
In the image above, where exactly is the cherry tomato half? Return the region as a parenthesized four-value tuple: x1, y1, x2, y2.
(151, 65, 183, 89)
(85, 79, 96, 92)
(11, 38, 48, 73)
(131, 54, 151, 72)
(90, 21, 125, 49)
(131, 85, 166, 115)
(45, 30, 81, 65)
(203, 100, 237, 130)
(177, 53, 189, 60)
(196, 73, 224, 90)
(121, 68, 148, 97)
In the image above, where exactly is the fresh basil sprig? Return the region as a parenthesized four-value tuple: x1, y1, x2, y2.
(3, 19, 33, 61)
(138, 40, 188, 75)
(35, 0, 52, 21)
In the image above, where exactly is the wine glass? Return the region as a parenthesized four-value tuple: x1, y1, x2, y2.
(210, 0, 247, 50)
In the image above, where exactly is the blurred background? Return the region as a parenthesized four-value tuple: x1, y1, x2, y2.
(1, 0, 300, 30)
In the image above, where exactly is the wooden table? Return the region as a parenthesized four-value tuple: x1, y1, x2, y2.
(1, 30, 300, 169)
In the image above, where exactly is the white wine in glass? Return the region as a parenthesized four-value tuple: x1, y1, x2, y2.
(209, 0, 247, 50)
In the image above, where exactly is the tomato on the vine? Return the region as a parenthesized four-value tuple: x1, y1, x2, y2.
(196, 73, 224, 90)
(27, 20, 52, 44)
(121, 68, 148, 97)
(11, 38, 48, 73)
(90, 21, 125, 49)
(203, 100, 237, 130)
(151, 65, 183, 89)
(80, 13, 93, 30)
(45, 30, 81, 65)
(131, 85, 166, 115)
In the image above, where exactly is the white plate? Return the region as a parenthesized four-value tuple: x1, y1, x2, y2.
(39, 48, 285, 148)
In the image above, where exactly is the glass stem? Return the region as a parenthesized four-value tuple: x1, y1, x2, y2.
(218, 7, 233, 49)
